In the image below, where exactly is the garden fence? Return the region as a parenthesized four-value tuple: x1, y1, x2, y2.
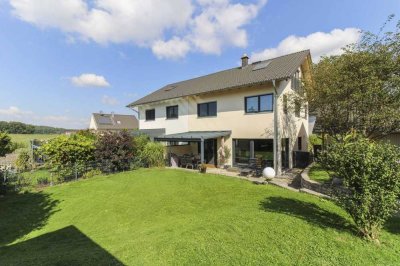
(0, 158, 140, 195)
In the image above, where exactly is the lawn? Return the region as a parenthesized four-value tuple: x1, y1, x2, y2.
(0, 169, 399, 265)
(9, 134, 58, 151)
(308, 163, 331, 183)
(21, 169, 52, 186)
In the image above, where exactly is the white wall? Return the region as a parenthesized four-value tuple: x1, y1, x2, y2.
(138, 97, 189, 134)
(89, 115, 97, 130)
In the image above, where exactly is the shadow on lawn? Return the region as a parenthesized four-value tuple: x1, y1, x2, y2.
(260, 197, 355, 234)
(384, 215, 400, 235)
(0, 226, 124, 265)
(0, 191, 59, 246)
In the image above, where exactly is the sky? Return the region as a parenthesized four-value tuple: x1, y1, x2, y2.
(0, 0, 399, 129)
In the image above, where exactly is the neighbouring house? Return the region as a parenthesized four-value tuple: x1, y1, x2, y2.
(128, 50, 312, 175)
(89, 113, 138, 131)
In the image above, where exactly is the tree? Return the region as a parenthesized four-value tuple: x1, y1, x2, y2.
(0, 132, 13, 157)
(320, 133, 400, 241)
(94, 131, 134, 172)
(305, 16, 400, 139)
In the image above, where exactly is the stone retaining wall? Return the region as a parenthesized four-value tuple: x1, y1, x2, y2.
(300, 164, 333, 196)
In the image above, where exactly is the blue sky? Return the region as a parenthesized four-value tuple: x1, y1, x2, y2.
(0, 0, 399, 129)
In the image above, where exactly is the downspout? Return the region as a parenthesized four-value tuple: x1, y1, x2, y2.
(272, 79, 280, 176)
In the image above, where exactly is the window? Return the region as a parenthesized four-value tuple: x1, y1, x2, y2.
(233, 139, 273, 165)
(166, 105, 178, 119)
(254, 139, 274, 161)
(234, 139, 251, 164)
(291, 71, 301, 91)
(245, 94, 273, 113)
(145, 109, 155, 121)
(197, 102, 217, 117)
(297, 137, 302, 151)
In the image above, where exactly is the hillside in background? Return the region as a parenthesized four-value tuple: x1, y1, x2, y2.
(0, 121, 71, 134)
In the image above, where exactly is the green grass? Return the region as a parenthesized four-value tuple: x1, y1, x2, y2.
(21, 169, 52, 186)
(308, 163, 331, 183)
(0, 169, 399, 265)
(9, 134, 58, 152)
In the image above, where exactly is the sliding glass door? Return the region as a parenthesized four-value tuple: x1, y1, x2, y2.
(233, 139, 273, 165)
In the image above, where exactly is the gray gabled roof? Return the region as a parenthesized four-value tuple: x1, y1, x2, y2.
(128, 50, 311, 107)
(92, 113, 138, 130)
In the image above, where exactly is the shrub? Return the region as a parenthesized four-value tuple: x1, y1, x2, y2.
(141, 142, 164, 168)
(321, 133, 400, 241)
(40, 134, 95, 181)
(94, 131, 133, 172)
(0, 132, 13, 156)
(82, 169, 102, 179)
(15, 150, 31, 172)
(131, 134, 151, 168)
(37, 176, 50, 186)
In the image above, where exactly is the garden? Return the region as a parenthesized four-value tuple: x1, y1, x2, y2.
(1, 168, 399, 265)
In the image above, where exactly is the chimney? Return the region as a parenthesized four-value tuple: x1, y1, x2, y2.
(241, 53, 249, 67)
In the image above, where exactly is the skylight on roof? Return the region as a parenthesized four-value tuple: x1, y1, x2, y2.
(253, 61, 271, 71)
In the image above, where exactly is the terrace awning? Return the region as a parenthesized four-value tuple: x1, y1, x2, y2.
(155, 131, 231, 164)
(154, 131, 231, 142)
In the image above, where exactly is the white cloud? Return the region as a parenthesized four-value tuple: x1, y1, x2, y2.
(70, 73, 110, 87)
(251, 28, 361, 63)
(101, 95, 119, 106)
(9, 0, 266, 59)
(0, 106, 88, 128)
(0, 106, 33, 116)
(152, 37, 190, 59)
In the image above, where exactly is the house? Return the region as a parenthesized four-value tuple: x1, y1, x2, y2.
(128, 50, 313, 175)
(89, 113, 138, 131)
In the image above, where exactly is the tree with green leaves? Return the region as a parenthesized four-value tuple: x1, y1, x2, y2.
(320, 133, 400, 241)
(305, 16, 400, 139)
(0, 132, 13, 157)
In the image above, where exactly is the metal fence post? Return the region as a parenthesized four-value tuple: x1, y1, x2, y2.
(75, 163, 78, 181)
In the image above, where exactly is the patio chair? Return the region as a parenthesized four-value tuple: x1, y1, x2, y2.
(180, 156, 194, 169)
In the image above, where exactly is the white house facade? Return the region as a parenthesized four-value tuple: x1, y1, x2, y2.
(129, 50, 312, 175)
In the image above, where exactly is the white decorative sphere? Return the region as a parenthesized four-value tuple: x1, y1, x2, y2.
(263, 167, 275, 179)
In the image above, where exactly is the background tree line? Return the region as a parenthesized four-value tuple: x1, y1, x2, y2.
(0, 121, 69, 134)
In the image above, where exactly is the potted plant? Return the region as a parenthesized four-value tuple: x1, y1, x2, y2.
(198, 163, 207, 173)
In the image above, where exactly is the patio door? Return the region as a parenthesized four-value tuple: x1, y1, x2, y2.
(204, 139, 217, 166)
